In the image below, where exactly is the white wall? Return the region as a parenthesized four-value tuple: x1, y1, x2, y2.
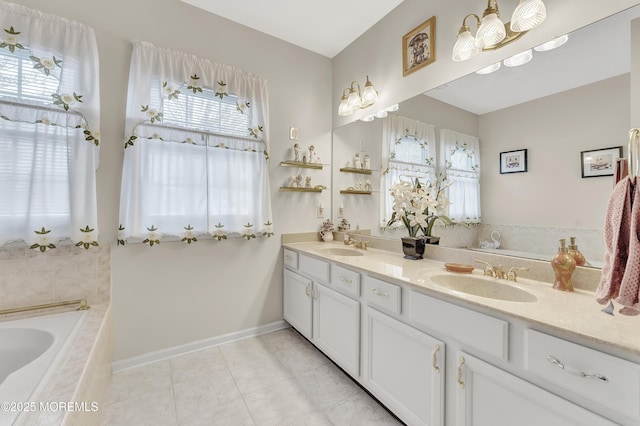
(333, 0, 640, 128)
(480, 74, 630, 230)
(633, 18, 640, 128)
(9, 0, 332, 360)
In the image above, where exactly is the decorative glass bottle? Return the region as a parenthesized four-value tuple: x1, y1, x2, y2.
(551, 238, 575, 292)
(567, 236, 586, 267)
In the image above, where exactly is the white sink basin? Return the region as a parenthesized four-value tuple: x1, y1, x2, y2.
(430, 274, 537, 303)
(317, 247, 364, 257)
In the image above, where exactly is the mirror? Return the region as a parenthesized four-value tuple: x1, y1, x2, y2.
(332, 5, 640, 268)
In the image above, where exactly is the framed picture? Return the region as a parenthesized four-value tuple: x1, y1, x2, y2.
(500, 149, 528, 174)
(402, 16, 436, 77)
(580, 146, 623, 178)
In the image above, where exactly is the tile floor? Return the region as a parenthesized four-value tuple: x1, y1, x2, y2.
(100, 327, 404, 425)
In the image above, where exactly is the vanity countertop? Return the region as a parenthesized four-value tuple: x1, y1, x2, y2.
(283, 240, 640, 360)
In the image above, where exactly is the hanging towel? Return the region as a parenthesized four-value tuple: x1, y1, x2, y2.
(596, 176, 632, 307)
(617, 177, 640, 315)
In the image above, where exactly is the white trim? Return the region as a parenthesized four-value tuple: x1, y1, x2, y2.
(111, 320, 289, 372)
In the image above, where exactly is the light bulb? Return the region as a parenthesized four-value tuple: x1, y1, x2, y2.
(346, 88, 361, 110)
(337, 95, 352, 116)
(475, 62, 501, 75)
(361, 76, 377, 108)
(503, 49, 533, 67)
(534, 34, 568, 52)
(452, 28, 480, 61)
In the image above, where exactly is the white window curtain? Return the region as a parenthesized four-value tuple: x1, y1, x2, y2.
(0, 1, 100, 251)
(118, 41, 273, 244)
(440, 128, 481, 223)
(380, 115, 436, 229)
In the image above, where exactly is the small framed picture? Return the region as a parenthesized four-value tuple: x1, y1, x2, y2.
(500, 149, 528, 174)
(580, 146, 623, 178)
(402, 16, 436, 77)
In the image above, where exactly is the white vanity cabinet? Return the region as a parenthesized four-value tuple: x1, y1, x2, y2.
(364, 306, 444, 426)
(283, 268, 313, 340)
(313, 281, 360, 377)
(455, 351, 617, 426)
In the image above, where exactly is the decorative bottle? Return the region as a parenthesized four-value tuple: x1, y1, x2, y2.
(551, 239, 575, 292)
(567, 236, 586, 267)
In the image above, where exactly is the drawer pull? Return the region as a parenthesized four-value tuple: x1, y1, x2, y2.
(305, 283, 311, 297)
(371, 288, 390, 297)
(546, 356, 609, 383)
(339, 276, 353, 284)
(285, 255, 292, 260)
(432, 344, 441, 374)
(457, 356, 465, 388)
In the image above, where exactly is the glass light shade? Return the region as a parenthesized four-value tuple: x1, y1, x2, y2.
(337, 97, 352, 116)
(534, 34, 568, 52)
(475, 62, 501, 75)
(452, 29, 480, 61)
(475, 13, 506, 48)
(360, 115, 375, 122)
(361, 84, 378, 108)
(386, 104, 399, 112)
(510, 0, 546, 32)
(374, 110, 388, 119)
(503, 49, 533, 67)
(346, 89, 361, 110)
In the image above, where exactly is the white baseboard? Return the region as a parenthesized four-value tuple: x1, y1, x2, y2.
(112, 320, 290, 372)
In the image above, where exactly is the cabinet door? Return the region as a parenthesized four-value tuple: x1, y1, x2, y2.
(313, 282, 360, 377)
(365, 307, 444, 426)
(283, 269, 313, 340)
(455, 352, 617, 426)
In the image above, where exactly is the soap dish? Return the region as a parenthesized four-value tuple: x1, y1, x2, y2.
(444, 263, 475, 273)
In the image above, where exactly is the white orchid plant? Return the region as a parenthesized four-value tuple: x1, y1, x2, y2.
(387, 175, 453, 238)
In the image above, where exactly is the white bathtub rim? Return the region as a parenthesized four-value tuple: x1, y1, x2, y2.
(0, 310, 86, 425)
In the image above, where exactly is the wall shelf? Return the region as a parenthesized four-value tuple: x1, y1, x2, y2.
(280, 161, 323, 170)
(340, 190, 372, 195)
(280, 187, 324, 193)
(339, 167, 372, 175)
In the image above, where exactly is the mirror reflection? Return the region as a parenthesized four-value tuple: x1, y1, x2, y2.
(332, 5, 640, 268)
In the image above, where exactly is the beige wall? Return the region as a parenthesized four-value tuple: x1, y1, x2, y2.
(333, 0, 640, 128)
(480, 74, 630, 229)
(633, 18, 640, 128)
(9, 0, 332, 360)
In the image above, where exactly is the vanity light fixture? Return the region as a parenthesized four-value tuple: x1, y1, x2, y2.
(452, 0, 547, 61)
(475, 62, 501, 74)
(534, 34, 568, 52)
(359, 104, 399, 122)
(337, 76, 378, 116)
(503, 49, 532, 67)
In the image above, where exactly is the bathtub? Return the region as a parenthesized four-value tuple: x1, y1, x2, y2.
(0, 310, 85, 425)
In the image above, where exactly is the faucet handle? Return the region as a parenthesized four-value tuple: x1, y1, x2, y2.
(474, 260, 493, 276)
(492, 265, 507, 279)
(507, 267, 529, 282)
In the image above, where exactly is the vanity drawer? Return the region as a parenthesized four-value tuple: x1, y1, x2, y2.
(410, 291, 508, 361)
(525, 329, 640, 420)
(364, 276, 401, 314)
(331, 265, 360, 298)
(283, 249, 298, 269)
(299, 253, 330, 283)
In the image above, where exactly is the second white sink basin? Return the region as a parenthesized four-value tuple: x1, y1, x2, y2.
(317, 247, 364, 257)
(430, 274, 537, 302)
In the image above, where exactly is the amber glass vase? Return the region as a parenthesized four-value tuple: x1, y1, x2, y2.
(551, 239, 576, 292)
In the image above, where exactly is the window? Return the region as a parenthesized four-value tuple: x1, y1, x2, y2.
(0, 3, 100, 250)
(440, 129, 481, 223)
(119, 41, 272, 244)
(380, 115, 436, 228)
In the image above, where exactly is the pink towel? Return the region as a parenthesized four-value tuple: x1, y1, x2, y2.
(596, 177, 632, 309)
(617, 177, 640, 314)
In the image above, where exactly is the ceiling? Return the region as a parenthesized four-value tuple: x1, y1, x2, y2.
(179, 0, 405, 58)
(426, 5, 640, 115)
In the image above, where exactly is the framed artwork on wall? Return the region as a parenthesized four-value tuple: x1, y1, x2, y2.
(402, 16, 436, 77)
(580, 146, 623, 178)
(500, 149, 528, 174)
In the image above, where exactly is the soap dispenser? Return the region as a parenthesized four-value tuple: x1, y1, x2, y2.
(551, 238, 576, 292)
(568, 236, 586, 267)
